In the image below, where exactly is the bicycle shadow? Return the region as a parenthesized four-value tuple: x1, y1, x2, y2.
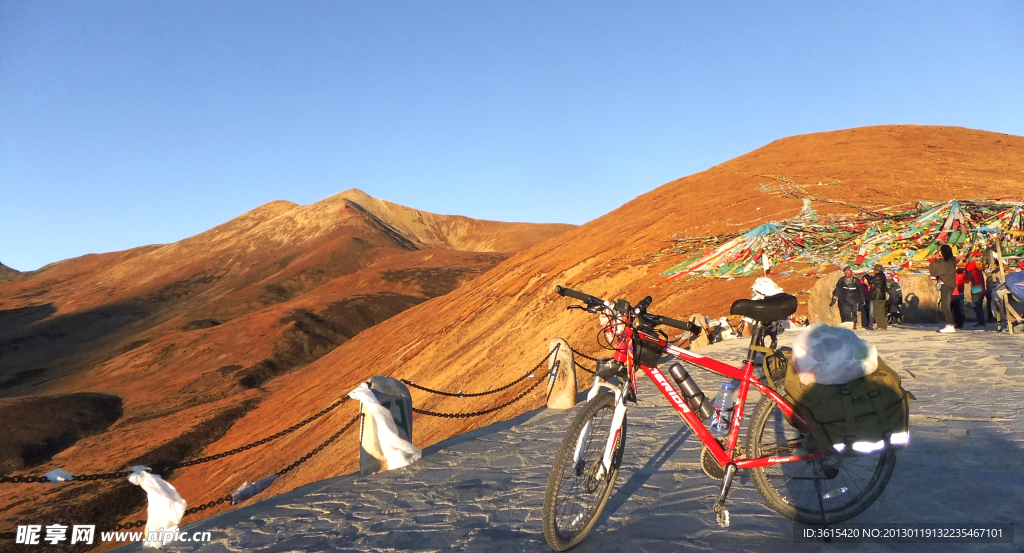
(596, 423, 693, 526)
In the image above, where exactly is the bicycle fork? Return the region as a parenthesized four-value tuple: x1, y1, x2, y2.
(572, 393, 627, 483)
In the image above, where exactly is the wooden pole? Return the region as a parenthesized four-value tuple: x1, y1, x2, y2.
(995, 232, 1012, 335)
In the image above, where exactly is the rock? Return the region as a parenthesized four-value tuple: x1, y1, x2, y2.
(688, 314, 710, 350)
(546, 338, 577, 409)
(899, 274, 942, 323)
(809, 271, 843, 325)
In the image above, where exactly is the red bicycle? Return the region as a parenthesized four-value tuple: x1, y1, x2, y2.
(541, 285, 897, 551)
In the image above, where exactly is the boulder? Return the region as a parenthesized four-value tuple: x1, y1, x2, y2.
(688, 314, 710, 350)
(899, 274, 942, 323)
(809, 272, 843, 325)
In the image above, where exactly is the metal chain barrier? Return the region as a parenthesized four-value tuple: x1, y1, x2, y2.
(277, 413, 362, 476)
(568, 345, 602, 375)
(98, 494, 233, 536)
(575, 360, 596, 375)
(0, 475, 48, 484)
(400, 347, 556, 398)
(0, 397, 350, 485)
(568, 345, 602, 363)
(412, 370, 549, 418)
(108, 518, 147, 532)
(167, 397, 349, 470)
(182, 495, 232, 517)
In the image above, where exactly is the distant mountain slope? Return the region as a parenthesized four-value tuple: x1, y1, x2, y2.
(0, 191, 571, 534)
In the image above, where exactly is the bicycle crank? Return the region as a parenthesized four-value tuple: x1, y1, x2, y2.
(701, 441, 745, 481)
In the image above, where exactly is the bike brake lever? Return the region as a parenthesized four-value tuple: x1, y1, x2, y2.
(566, 305, 584, 311)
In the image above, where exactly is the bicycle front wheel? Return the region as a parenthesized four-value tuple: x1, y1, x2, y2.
(746, 395, 895, 524)
(542, 391, 626, 551)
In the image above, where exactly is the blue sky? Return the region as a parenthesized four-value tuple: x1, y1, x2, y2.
(2, 2, 1022, 271)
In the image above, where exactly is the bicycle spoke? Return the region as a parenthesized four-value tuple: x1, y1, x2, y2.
(748, 396, 896, 524)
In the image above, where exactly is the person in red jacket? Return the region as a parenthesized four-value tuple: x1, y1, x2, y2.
(953, 267, 966, 329)
(965, 261, 986, 328)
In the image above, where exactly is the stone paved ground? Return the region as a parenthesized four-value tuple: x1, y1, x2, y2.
(120, 325, 1023, 553)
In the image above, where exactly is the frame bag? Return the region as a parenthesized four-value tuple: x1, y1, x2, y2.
(784, 358, 913, 454)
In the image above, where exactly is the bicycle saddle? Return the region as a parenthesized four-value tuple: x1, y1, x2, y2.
(729, 293, 798, 322)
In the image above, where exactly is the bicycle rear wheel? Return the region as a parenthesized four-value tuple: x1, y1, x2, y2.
(542, 392, 626, 551)
(746, 395, 896, 524)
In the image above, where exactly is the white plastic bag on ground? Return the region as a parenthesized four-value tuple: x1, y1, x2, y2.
(752, 277, 784, 300)
(127, 467, 185, 548)
(348, 383, 422, 470)
(44, 468, 74, 483)
(792, 323, 878, 386)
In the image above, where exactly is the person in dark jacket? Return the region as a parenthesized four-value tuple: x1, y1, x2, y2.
(831, 267, 866, 328)
(860, 275, 873, 328)
(887, 276, 904, 324)
(929, 244, 957, 333)
(866, 264, 888, 330)
(953, 267, 966, 329)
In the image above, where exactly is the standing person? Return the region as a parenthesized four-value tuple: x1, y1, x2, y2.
(984, 243, 1002, 323)
(831, 267, 866, 329)
(866, 264, 888, 331)
(953, 267, 966, 329)
(860, 275, 873, 329)
(887, 276, 904, 324)
(965, 261, 986, 328)
(929, 245, 957, 333)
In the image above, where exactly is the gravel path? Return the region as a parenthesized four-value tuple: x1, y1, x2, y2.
(119, 325, 1023, 552)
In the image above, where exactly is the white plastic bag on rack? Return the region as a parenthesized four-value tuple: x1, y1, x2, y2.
(127, 467, 185, 548)
(792, 323, 878, 386)
(348, 383, 422, 471)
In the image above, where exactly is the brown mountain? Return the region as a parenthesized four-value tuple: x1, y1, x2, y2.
(0, 189, 571, 536)
(2, 125, 1022, 541)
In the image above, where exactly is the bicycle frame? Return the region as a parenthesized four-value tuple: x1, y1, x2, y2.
(584, 322, 827, 478)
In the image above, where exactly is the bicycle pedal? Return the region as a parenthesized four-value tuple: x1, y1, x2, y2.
(716, 508, 730, 528)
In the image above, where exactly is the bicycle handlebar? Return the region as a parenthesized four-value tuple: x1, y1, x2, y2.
(652, 315, 695, 332)
(555, 285, 702, 335)
(554, 285, 602, 305)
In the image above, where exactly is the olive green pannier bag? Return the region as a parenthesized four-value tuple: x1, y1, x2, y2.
(783, 356, 914, 453)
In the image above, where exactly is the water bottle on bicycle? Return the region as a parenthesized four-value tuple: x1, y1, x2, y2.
(709, 382, 735, 435)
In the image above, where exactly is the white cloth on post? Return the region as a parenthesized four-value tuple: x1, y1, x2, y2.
(348, 383, 422, 471)
(127, 467, 186, 548)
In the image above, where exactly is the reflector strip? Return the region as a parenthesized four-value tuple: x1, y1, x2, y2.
(833, 432, 910, 453)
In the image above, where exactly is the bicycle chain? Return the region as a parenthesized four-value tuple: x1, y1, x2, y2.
(401, 347, 556, 397)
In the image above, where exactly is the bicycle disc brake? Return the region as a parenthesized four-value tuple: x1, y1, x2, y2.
(583, 459, 607, 493)
(813, 454, 842, 480)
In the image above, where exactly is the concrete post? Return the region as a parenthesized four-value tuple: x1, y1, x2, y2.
(546, 338, 577, 409)
(359, 376, 414, 475)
